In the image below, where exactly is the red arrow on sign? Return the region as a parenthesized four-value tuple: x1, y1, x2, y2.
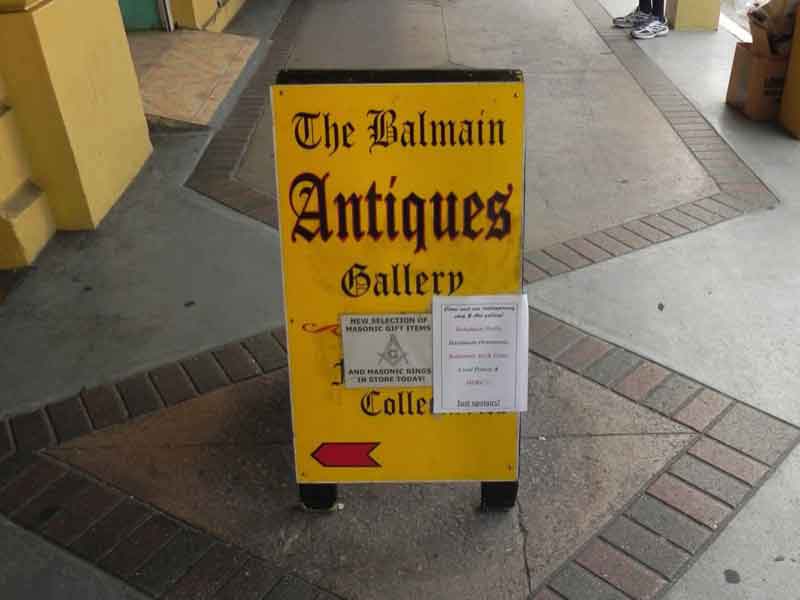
(311, 442, 381, 467)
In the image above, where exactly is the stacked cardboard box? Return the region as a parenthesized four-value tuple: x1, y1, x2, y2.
(726, 0, 797, 122)
(780, 10, 800, 137)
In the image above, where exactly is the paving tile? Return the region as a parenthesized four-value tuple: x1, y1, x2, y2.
(531, 311, 562, 341)
(711, 192, 763, 213)
(602, 516, 689, 580)
(531, 589, 563, 600)
(585, 231, 631, 256)
(641, 374, 703, 415)
(659, 208, 706, 232)
(214, 343, 262, 382)
(70, 499, 153, 562)
(673, 389, 732, 431)
(695, 197, 741, 218)
(46, 397, 92, 443)
(689, 437, 769, 485)
(0, 458, 66, 515)
(648, 473, 731, 529)
(549, 563, 629, 600)
(0, 454, 35, 490)
(214, 558, 283, 600)
(543, 243, 591, 269)
(12, 472, 89, 530)
(117, 374, 163, 418)
(707, 168, 759, 184)
(182, 353, 229, 393)
(564, 237, 613, 263)
(150, 363, 197, 406)
(604, 225, 650, 250)
(576, 538, 666, 599)
(694, 149, 740, 161)
(584, 348, 642, 387)
(265, 574, 319, 600)
(709, 404, 800, 465)
(623, 220, 670, 243)
(717, 185, 776, 209)
(669, 455, 750, 507)
(10, 410, 55, 452)
(677, 204, 724, 225)
(39, 480, 122, 546)
(640, 215, 688, 239)
(131, 530, 216, 597)
(101, 514, 180, 578)
(613, 362, 670, 402)
(525, 250, 570, 276)
(523, 260, 549, 283)
(628, 495, 712, 554)
(243, 332, 287, 373)
(0, 420, 14, 461)
(533, 324, 584, 359)
(555, 336, 612, 373)
(164, 543, 249, 600)
(82, 385, 128, 429)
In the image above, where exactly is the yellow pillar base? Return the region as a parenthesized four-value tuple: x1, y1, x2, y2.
(668, 0, 721, 31)
(0, 0, 152, 231)
(171, 0, 249, 32)
(0, 182, 54, 269)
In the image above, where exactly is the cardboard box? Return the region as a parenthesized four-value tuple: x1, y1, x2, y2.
(749, 13, 795, 56)
(779, 11, 800, 136)
(727, 43, 789, 120)
(668, 0, 721, 31)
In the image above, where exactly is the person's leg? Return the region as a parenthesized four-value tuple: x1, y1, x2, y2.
(614, 1, 654, 28)
(632, 0, 669, 38)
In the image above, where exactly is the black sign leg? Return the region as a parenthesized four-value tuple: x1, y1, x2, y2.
(299, 483, 338, 510)
(480, 481, 518, 511)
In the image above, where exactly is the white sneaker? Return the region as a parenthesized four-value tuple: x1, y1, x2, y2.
(613, 7, 652, 28)
(631, 19, 669, 39)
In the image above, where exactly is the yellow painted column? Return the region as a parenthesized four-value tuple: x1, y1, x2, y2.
(668, 0, 721, 31)
(0, 0, 152, 230)
(171, 0, 249, 31)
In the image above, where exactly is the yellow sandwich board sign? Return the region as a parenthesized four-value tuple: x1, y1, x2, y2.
(272, 71, 524, 494)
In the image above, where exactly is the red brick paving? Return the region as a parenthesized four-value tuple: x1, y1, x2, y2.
(576, 538, 666, 600)
(213, 343, 262, 382)
(39, 481, 122, 546)
(623, 220, 670, 243)
(689, 437, 769, 485)
(82, 385, 128, 429)
(674, 389, 732, 432)
(564, 237, 612, 263)
(46, 397, 93, 444)
(0, 458, 66, 514)
(101, 514, 180, 578)
(117, 374, 163, 418)
(150, 363, 197, 406)
(10, 410, 55, 452)
(182, 353, 229, 394)
(164, 543, 249, 600)
(214, 558, 283, 600)
(12, 472, 88, 530)
(648, 474, 731, 529)
(613, 362, 670, 402)
(555, 336, 612, 373)
(70, 499, 153, 562)
(543, 243, 591, 269)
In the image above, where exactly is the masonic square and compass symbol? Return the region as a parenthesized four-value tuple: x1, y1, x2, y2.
(378, 333, 409, 367)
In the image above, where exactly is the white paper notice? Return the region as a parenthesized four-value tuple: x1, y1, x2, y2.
(432, 294, 529, 413)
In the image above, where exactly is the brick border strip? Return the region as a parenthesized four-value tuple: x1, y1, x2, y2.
(528, 309, 800, 600)
(521, 0, 780, 284)
(2, 327, 287, 451)
(0, 450, 341, 600)
(185, 0, 309, 227)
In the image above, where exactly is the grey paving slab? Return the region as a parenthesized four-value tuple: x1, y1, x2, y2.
(627, 495, 712, 555)
(525, 355, 691, 437)
(0, 515, 147, 600)
(665, 448, 800, 600)
(549, 562, 629, 600)
(0, 133, 284, 418)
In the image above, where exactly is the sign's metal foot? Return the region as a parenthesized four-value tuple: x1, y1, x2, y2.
(480, 481, 518, 511)
(299, 483, 338, 511)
